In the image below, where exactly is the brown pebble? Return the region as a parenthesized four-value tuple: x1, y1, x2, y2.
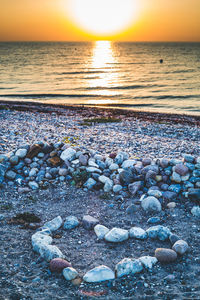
(109, 153, 117, 159)
(155, 248, 177, 263)
(48, 156, 62, 166)
(50, 258, 72, 273)
(72, 277, 82, 286)
(26, 144, 42, 159)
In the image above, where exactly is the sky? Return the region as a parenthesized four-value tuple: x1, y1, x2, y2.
(0, 0, 199, 41)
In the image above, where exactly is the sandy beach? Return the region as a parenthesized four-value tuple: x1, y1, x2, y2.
(0, 102, 200, 299)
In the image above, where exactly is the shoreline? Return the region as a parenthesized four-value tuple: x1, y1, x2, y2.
(0, 100, 200, 127)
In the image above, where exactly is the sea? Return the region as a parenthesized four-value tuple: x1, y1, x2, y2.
(0, 41, 200, 115)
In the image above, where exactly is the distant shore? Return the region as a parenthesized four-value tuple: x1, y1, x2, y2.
(0, 100, 200, 127)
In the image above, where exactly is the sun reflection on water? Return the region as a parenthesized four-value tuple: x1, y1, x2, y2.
(87, 41, 119, 100)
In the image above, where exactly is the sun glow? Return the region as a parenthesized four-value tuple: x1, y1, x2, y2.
(66, 0, 139, 37)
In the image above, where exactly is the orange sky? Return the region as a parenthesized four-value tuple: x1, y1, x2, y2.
(0, 0, 199, 41)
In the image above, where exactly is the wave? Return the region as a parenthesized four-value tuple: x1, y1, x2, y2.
(60, 71, 106, 75)
(0, 93, 116, 99)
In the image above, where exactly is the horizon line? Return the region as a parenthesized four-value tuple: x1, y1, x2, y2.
(0, 40, 200, 43)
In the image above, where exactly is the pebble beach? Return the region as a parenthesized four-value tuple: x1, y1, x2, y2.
(0, 102, 200, 300)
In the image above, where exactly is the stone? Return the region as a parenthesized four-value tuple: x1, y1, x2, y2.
(115, 258, 143, 278)
(142, 158, 152, 166)
(109, 152, 117, 159)
(58, 168, 68, 176)
(119, 170, 134, 184)
(174, 164, 189, 176)
(142, 165, 159, 175)
(43, 216, 63, 232)
(122, 160, 136, 169)
(83, 265, 115, 283)
(167, 202, 176, 209)
(141, 196, 162, 212)
(63, 267, 78, 281)
(113, 184, 122, 193)
(172, 240, 189, 255)
(39, 244, 64, 262)
(183, 154, 194, 163)
(29, 168, 38, 177)
(103, 178, 113, 193)
(147, 189, 162, 198)
(129, 227, 147, 239)
(32, 231, 53, 253)
(171, 172, 181, 183)
(188, 189, 200, 202)
(162, 191, 177, 201)
(27, 144, 42, 159)
(82, 215, 99, 230)
(88, 159, 99, 168)
(147, 217, 161, 224)
(48, 156, 62, 166)
(104, 228, 129, 242)
(5, 170, 16, 180)
(98, 175, 109, 184)
(146, 225, 171, 241)
(169, 234, 181, 245)
(9, 155, 19, 165)
(50, 258, 72, 273)
(63, 216, 79, 230)
(128, 181, 142, 196)
(160, 158, 169, 168)
(139, 256, 158, 269)
(28, 181, 39, 190)
(15, 148, 27, 158)
(86, 167, 102, 174)
(60, 148, 76, 162)
(155, 248, 177, 263)
(109, 163, 119, 171)
(94, 224, 109, 239)
(79, 154, 88, 166)
(84, 178, 96, 190)
(191, 206, 200, 217)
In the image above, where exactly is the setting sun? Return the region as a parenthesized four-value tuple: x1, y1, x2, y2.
(66, 0, 139, 37)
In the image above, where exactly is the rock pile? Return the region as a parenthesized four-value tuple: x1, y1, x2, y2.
(31, 215, 189, 283)
(0, 143, 200, 214)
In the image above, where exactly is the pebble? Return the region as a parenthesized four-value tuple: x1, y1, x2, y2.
(172, 240, 189, 255)
(147, 217, 161, 224)
(115, 258, 143, 278)
(129, 227, 147, 239)
(39, 244, 64, 262)
(43, 216, 63, 232)
(94, 224, 109, 239)
(28, 181, 39, 190)
(146, 225, 171, 241)
(60, 148, 76, 162)
(82, 215, 99, 230)
(167, 202, 176, 209)
(155, 248, 177, 263)
(15, 148, 27, 158)
(63, 216, 79, 230)
(63, 267, 78, 281)
(128, 181, 142, 196)
(104, 228, 129, 242)
(191, 206, 200, 217)
(141, 196, 162, 212)
(50, 258, 72, 273)
(83, 265, 115, 283)
(139, 256, 158, 269)
(169, 234, 181, 245)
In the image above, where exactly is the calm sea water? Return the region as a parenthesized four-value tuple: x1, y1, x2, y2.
(0, 41, 200, 115)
